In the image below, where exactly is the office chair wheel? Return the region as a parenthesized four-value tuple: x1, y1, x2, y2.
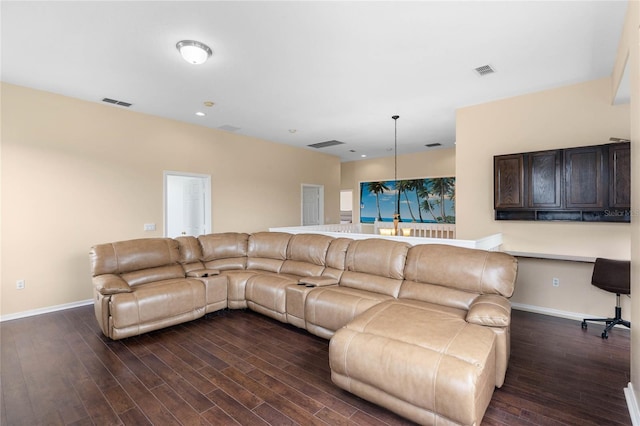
(581, 321, 587, 329)
(601, 331, 608, 339)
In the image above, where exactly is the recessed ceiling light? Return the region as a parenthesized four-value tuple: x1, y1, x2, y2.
(203, 101, 215, 107)
(176, 40, 213, 65)
(361, 154, 367, 158)
(195, 111, 206, 117)
(289, 129, 297, 134)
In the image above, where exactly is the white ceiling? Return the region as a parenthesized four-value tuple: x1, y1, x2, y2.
(1, 1, 629, 162)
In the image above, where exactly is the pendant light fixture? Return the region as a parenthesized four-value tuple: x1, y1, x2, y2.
(176, 40, 213, 65)
(392, 115, 400, 236)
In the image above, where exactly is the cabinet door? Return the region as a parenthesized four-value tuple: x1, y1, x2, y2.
(494, 154, 524, 208)
(609, 143, 631, 208)
(565, 146, 604, 208)
(528, 150, 561, 208)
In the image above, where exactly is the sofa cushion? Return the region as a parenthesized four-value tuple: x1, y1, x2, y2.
(322, 237, 352, 280)
(245, 273, 299, 322)
(329, 299, 496, 426)
(121, 264, 186, 287)
(345, 238, 409, 279)
(285, 233, 333, 265)
(280, 233, 332, 277)
(199, 233, 249, 270)
(247, 232, 291, 272)
(304, 286, 393, 339)
(175, 236, 206, 273)
(109, 278, 205, 328)
(90, 238, 181, 276)
(402, 244, 517, 300)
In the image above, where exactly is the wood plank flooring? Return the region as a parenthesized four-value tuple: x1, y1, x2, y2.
(0, 306, 631, 425)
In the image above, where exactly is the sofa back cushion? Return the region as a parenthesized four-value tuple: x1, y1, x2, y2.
(322, 237, 352, 280)
(199, 233, 249, 270)
(90, 238, 184, 286)
(247, 232, 292, 272)
(280, 233, 333, 277)
(400, 244, 517, 308)
(175, 236, 205, 272)
(340, 238, 409, 297)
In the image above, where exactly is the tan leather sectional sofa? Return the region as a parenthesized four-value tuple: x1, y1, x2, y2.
(90, 231, 517, 426)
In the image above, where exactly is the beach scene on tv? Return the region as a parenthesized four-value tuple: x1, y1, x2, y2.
(360, 177, 455, 224)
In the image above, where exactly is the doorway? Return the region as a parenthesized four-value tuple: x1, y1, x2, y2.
(301, 184, 324, 226)
(164, 171, 211, 237)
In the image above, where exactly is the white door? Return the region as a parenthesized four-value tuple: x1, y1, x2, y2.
(164, 172, 211, 237)
(302, 184, 324, 226)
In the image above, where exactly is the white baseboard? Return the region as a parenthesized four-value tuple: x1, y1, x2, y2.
(626, 383, 640, 426)
(511, 302, 593, 322)
(511, 302, 630, 329)
(0, 299, 94, 322)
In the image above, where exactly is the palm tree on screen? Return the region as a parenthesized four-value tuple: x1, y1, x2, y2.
(367, 181, 389, 221)
(396, 180, 416, 222)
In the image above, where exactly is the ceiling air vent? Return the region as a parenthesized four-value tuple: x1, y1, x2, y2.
(308, 140, 345, 149)
(474, 64, 495, 76)
(425, 143, 442, 148)
(218, 124, 241, 132)
(102, 97, 132, 107)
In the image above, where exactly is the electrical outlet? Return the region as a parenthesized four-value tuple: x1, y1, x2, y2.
(143, 223, 156, 231)
(552, 277, 560, 287)
(16, 279, 25, 290)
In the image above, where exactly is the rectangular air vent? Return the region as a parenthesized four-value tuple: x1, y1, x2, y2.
(474, 64, 495, 76)
(102, 98, 132, 107)
(425, 143, 442, 148)
(308, 140, 345, 149)
(218, 124, 241, 132)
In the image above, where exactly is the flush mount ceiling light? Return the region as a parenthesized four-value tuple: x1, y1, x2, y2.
(176, 40, 212, 65)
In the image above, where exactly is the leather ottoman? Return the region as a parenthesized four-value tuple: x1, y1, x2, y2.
(329, 299, 497, 426)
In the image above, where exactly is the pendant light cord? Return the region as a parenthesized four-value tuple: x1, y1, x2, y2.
(392, 115, 399, 182)
(392, 115, 399, 218)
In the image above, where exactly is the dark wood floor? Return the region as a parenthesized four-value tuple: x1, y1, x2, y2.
(0, 306, 631, 426)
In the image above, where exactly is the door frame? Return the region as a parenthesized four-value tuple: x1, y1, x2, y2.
(301, 184, 324, 226)
(163, 171, 212, 237)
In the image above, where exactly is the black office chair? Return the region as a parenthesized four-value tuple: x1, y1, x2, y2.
(581, 258, 631, 339)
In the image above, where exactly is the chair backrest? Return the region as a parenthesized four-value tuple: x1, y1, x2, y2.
(591, 258, 630, 295)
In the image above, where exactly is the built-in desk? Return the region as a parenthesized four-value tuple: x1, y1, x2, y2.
(506, 251, 596, 263)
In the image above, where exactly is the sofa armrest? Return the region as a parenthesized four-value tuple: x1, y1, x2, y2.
(466, 294, 511, 327)
(93, 274, 132, 295)
(298, 276, 339, 287)
(186, 269, 220, 278)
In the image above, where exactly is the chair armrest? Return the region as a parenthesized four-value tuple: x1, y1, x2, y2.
(466, 294, 511, 327)
(187, 269, 220, 278)
(93, 274, 132, 295)
(298, 276, 339, 287)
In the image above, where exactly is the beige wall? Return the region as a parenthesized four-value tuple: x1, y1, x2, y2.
(455, 77, 632, 318)
(457, 77, 630, 257)
(0, 83, 340, 316)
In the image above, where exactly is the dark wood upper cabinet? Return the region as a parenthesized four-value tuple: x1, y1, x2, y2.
(494, 142, 630, 222)
(528, 150, 562, 208)
(609, 143, 631, 208)
(494, 154, 524, 208)
(564, 146, 605, 209)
